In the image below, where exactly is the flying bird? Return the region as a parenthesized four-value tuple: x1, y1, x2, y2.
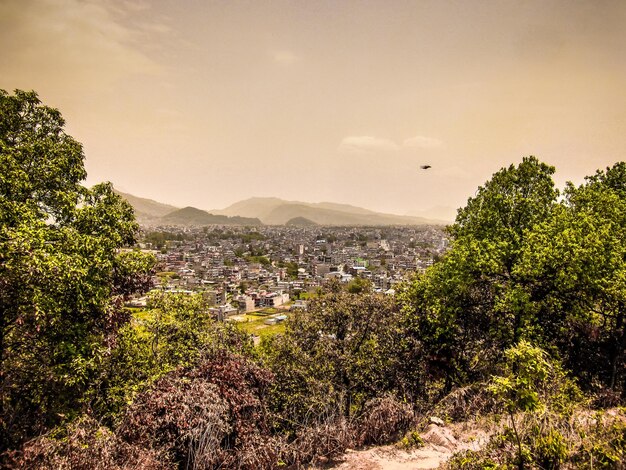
(420, 165, 432, 170)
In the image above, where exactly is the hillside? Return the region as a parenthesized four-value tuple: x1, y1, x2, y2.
(115, 191, 446, 226)
(213, 197, 286, 220)
(219, 197, 446, 225)
(161, 207, 262, 226)
(113, 189, 178, 224)
(406, 206, 457, 224)
(285, 216, 318, 226)
(114, 191, 263, 226)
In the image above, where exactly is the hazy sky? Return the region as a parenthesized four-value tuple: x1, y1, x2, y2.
(2, 0, 625, 216)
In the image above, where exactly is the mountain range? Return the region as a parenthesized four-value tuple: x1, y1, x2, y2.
(114, 190, 449, 227)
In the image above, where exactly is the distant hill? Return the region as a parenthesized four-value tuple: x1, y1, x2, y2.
(161, 207, 262, 226)
(219, 197, 446, 225)
(211, 197, 283, 220)
(115, 190, 445, 227)
(285, 216, 318, 227)
(114, 189, 178, 224)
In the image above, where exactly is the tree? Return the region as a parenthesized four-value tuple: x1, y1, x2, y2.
(0, 90, 155, 449)
(516, 162, 626, 394)
(262, 281, 403, 430)
(93, 291, 254, 421)
(400, 157, 559, 392)
(401, 157, 626, 396)
(451, 156, 559, 268)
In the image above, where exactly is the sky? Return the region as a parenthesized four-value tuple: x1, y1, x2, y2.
(1, 0, 625, 218)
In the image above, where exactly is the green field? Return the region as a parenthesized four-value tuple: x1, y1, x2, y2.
(231, 313, 287, 340)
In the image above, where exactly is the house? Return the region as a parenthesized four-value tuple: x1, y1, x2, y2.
(209, 303, 238, 321)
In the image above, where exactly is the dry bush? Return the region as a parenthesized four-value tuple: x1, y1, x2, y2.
(225, 434, 281, 470)
(278, 415, 356, 467)
(190, 350, 274, 444)
(119, 375, 231, 467)
(2, 416, 167, 470)
(355, 394, 415, 446)
(118, 350, 275, 469)
(185, 417, 231, 470)
(430, 383, 497, 422)
(270, 395, 415, 467)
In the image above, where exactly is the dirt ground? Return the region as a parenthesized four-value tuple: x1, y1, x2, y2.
(314, 420, 490, 470)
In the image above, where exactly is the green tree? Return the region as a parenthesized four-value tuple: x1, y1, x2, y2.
(400, 157, 559, 392)
(402, 157, 626, 397)
(516, 162, 626, 393)
(97, 291, 253, 420)
(262, 281, 402, 430)
(0, 90, 155, 448)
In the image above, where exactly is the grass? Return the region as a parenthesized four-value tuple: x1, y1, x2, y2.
(248, 307, 280, 316)
(233, 313, 288, 340)
(131, 307, 287, 342)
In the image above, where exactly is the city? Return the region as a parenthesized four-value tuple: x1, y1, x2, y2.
(130, 225, 449, 322)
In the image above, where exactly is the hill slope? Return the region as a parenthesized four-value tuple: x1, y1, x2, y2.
(219, 197, 445, 225)
(285, 216, 318, 226)
(161, 207, 262, 226)
(114, 189, 178, 224)
(115, 191, 445, 226)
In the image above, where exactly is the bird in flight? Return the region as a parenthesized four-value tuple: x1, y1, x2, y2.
(420, 165, 432, 170)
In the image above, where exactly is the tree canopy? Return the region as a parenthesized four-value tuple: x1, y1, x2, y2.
(0, 90, 155, 449)
(400, 157, 626, 397)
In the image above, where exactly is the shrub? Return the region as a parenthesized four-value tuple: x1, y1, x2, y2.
(2, 417, 167, 469)
(355, 394, 415, 446)
(118, 350, 274, 468)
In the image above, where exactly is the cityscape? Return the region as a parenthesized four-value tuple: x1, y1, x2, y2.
(131, 224, 448, 323)
(3, 0, 625, 467)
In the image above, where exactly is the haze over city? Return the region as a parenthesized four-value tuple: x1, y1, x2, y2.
(1, 0, 625, 219)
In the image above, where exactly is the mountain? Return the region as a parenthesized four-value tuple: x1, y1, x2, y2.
(161, 207, 262, 226)
(219, 197, 446, 225)
(212, 197, 285, 220)
(114, 189, 178, 224)
(115, 190, 446, 227)
(114, 190, 262, 226)
(216, 197, 381, 219)
(285, 216, 318, 227)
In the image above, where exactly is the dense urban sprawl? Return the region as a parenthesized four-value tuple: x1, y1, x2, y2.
(131, 225, 448, 319)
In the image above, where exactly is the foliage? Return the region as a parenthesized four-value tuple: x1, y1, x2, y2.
(400, 430, 425, 449)
(142, 230, 190, 250)
(0, 90, 155, 449)
(486, 341, 582, 468)
(399, 157, 560, 396)
(429, 383, 498, 423)
(400, 157, 626, 397)
(261, 280, 404, 432)
(447, 407, 626, 470)
(94, 291, 254, 421)
(285, 261, 300, 279)
(489, 341, 581, 416)
(118, 350, 275, 468)
(515, 163, 626, 394)
(245, 254, 271, 266)
(3, 416, 167, 470)
(346, 276, 372, 294)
